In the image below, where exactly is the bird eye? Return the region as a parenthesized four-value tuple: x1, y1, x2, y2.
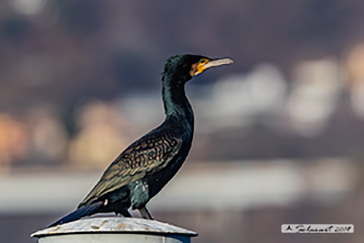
(199, 59, 205, 63)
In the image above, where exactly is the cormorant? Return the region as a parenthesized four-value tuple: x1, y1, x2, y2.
(49, 54, 233, 227)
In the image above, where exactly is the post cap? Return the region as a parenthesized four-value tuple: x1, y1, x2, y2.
(31, 217, 198, 238)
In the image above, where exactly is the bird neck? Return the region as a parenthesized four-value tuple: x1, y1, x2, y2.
(162, 80, 194, 125)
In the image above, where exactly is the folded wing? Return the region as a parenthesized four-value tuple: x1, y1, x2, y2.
(79, 130, 182, 207)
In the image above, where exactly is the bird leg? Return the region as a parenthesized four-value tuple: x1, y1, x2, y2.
(115, 208, 132, 217)
(139, 206, 153, 220)
(122, 208, 132, 217)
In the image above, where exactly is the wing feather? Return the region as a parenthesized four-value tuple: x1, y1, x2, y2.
(79, 130, 182, 206)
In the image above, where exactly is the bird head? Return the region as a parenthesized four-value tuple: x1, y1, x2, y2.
(162, 54, 233, 84)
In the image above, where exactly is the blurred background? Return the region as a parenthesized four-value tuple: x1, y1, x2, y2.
(0, 0, 364, 242)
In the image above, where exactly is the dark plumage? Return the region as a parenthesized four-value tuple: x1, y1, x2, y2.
(49, 54, 233, 227)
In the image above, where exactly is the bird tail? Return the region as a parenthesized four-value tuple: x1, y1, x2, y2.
(48, 201, 103, 228)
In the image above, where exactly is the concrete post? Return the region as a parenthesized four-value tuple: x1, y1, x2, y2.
(31, 217, 197, 243)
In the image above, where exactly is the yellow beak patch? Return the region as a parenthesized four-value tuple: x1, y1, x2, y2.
(191, 58, 233, 77)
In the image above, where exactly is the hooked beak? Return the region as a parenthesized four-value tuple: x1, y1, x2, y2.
(195, 57, 234, 76)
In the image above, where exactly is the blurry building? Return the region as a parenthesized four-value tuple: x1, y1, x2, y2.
(68, 100, 127, 168)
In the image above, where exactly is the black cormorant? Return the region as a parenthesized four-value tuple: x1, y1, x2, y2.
(49, 54, 233, 227)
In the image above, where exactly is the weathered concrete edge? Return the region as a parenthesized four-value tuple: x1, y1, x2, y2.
(31, 217, 198, 238)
